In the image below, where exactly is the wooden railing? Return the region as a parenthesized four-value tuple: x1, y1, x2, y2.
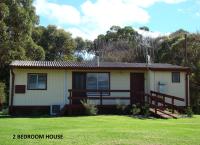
(146, 91, 184, 113)
(68, 89, 131, 105)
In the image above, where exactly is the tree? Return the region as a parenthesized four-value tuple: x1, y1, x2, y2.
(91, 26, 147, 62)
(74, 37, 93, 61)
(25, 38, 45, 60)
(139, 26, 150, 31)
(33, 25, 76, 61)
(0, 0, 41, 103)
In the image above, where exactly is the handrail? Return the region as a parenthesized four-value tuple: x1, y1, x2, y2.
(68, 89, 131, 92)
(150, 91, 184, 101)
(147, 91, 185, 113)
(68, 89, 131, 105)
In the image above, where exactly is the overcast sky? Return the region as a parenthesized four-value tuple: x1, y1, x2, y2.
(34, 0, 200, 40)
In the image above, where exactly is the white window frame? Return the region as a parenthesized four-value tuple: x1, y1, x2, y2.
(27, 73, 47, 90)
(86, 73, 110, 96)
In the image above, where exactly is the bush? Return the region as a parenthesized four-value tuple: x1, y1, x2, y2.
(185, 107, 193, 118)
(141, 103, 150, 117)
(81, 100, 98, 116)
(0, 108, 8, 115)
(0, 82, 6, 110)
(116, 104, 127, 114)
(131, 104, 141, 116)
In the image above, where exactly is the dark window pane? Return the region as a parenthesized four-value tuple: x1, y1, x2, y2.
(27, 74, 47, 90)
(28, 74, 37, 89)
(87, 73, 97, 95)
(38, 75, 47, 89)
(86, 73, 109, 96)
(172, 72, 180, 83)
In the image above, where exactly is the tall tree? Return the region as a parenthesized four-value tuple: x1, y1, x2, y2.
(33, 25, 75, 61)
(0, 0, 44, 103)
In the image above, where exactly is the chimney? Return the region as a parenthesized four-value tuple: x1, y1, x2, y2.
(96, 51, 100, 67)
(97, 55, 100, 67)
(146, 54, 151, 65)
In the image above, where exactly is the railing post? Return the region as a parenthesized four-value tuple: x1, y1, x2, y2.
(163, 96, 165, 109)
(100, 90, 103, 106)
(155, 100, 157, 114)
(172, 98, 174, 113)
(147, 94, 149, 104)
(69, 90, 72, 105)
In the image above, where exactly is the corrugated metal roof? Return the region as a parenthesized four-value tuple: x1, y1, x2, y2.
(10, 60, 189, 71)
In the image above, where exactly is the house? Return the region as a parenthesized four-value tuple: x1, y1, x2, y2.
(9, 60, 190, 115)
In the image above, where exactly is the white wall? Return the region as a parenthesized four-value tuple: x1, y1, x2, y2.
(148, 70, 186, 106)
(12, 69, 68, 106)
(10, 68, 187, 106)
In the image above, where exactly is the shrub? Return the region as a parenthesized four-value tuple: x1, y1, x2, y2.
(131, 104, 141, 116)
(141, 103, 150, 117)
(116, 104, 127, 114)
(0, 108, 8, 115)
(81, 100, 98, 116)
(115, 99, 128, 114)
(0, 82, 6, 110)
(185, 107, 193, 118)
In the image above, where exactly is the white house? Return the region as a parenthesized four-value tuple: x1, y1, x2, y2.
(9, 61, 190, 115)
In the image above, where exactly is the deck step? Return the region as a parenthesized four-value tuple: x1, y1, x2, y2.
(149, 108, 180, 119)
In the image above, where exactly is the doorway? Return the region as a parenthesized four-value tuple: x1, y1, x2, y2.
(72, 72, 86, 104)
(130, 73, 145, 105)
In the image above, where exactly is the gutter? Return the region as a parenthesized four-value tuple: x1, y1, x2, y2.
(185, 72, 189, 107)
(10, 67, 15, 114)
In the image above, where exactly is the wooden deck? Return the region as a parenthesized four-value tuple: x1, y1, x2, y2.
(60, 90, 185, 118)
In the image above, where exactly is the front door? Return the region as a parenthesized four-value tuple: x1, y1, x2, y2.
(72, 72, 86, 104)
(130, 73, 145, 105)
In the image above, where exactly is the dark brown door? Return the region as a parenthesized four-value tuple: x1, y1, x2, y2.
(130, 73, 145, 105)
(72, 72, 86, 104)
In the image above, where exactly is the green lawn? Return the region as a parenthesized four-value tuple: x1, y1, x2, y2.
(0, 115, 200, 145)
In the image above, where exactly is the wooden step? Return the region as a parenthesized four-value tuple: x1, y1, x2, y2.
(149, 108, 180, 119)
(160, 109, 180, 119)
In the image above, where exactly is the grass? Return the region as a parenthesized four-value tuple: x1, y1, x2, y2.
(0, 115, 200, 145)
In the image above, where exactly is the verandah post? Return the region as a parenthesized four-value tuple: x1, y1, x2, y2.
(69, 90, 72, 105)
(172, 98, 174, 113)
(100, 90, 103, 106)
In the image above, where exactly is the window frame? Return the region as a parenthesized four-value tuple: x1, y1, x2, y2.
(172, 72, 180, 83)
(27, 73, 47, 90)
(86, 72, 110, 96)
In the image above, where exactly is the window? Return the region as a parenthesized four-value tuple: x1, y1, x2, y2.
(27, 74, 47, 90)
(86, 73, 110, 95)
(172, 72, 180, 83)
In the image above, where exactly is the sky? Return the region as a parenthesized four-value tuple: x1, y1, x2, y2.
(33, 0, 200, 40)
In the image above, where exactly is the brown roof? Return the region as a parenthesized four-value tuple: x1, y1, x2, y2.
(10, 60, 190, 71)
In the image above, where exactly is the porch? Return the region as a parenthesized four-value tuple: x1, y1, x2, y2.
(62, 89, 185, 118)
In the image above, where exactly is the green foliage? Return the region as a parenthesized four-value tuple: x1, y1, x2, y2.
(141, 103, 150, 117)
(116, 104, 127, 115)
(139, 26, 150, 31)
(185, 107, 193, 118)
(81, 100, 98, 116)
(0, 108, 8, 115)
(131, 104, 141, 116)
(92, 26, 146, 62)
(25, 38, 45, 60)
(0, 82, 6, 104)
(33, 25, 76, 61)
(0, 0, 42, 104)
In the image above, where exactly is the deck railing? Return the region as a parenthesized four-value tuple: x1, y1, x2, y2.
(146, 91, 185, 113)
(68, 89, 131, 106)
